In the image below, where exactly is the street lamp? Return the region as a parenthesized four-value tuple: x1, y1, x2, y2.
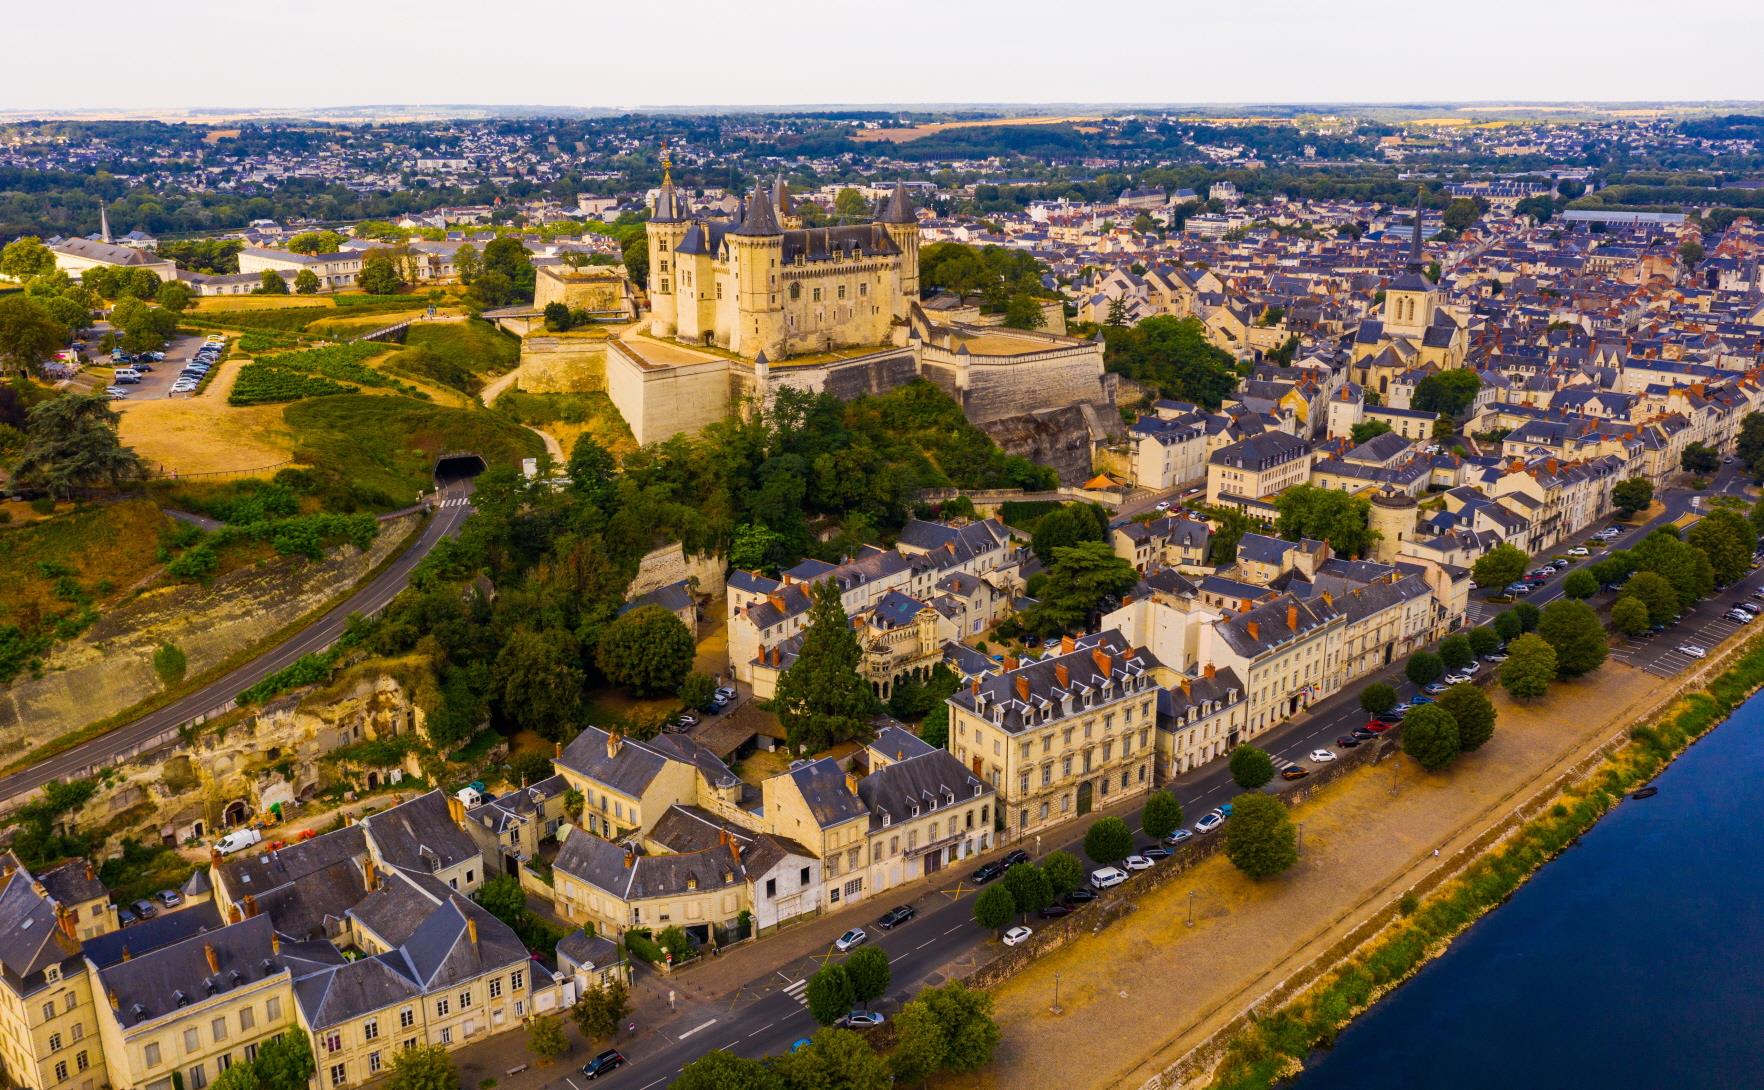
(1186, 889, 1196, 927)
(1051, 971, 1063, 1015)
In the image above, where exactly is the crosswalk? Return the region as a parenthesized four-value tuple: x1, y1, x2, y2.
(438, 495, 471, 508)
(781, 978, 808, 1007)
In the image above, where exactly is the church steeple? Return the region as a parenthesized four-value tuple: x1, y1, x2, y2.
(99, 201, 111, 244)
(1410, 186, 1424, 270)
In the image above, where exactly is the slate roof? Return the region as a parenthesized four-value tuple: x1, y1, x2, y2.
(855, 750, 989, 833)
(36, 860, 107, 906)
(0, 868, 76, 987)
(83, 902, 225, 969)
(1212, 594, 1342, 659)
(294, 951, 422, 1030)
(1209, 430, 1310, 470)
(733, 185, 783, 236)
(780, 224, 901, 265)
(557, 727, 671, 798)
(555, 832, 745, 902)
(361, 790, 480, 877)
(945, 630, 1153, 734)
(786, 758, 869, 830)
(97, 915, 283, 1030)
(215, 824, 366, 907)
(870, 725, 937, 764)
(556, 930, 624, 973)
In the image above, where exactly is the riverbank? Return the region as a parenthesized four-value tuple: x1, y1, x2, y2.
(1186, 624, 1764, 1090)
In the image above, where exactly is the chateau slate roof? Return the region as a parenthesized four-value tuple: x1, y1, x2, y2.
(855, 750, 989, 833)
(880, 182, 916, 225)
(98, 915, 283, 1029)
(361, 790, 480, 877)
(733, 185, 783, 236)
(780, 224, 901, 265)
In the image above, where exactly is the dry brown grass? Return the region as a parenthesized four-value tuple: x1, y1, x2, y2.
(115, 365, 297, 477)
(852, 115, 1105, 143)
(194, 295, 336, 312)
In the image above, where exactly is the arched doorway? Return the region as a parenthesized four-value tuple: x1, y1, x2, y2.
(365, 771, 380, 790)
(1076, 781, 1094, 816)
(222, 800, 249, 827)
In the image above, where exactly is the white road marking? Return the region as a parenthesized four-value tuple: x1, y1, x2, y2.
(917, 939, 937, 950)
(747, 1021, 775, 1038)
(676, 1018, 717, 1040)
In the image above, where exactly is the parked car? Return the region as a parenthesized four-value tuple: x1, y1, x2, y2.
(1164, 828, 1194, 846)
(1444, 672, 1474, 685)
(1374, 709, 1406, 723)
(1280, 766, 1310, 781)
(1002, 925, 1034, 947)
(130, 899, 158, 920)
(1363, 720, 1391, 733)
(1194, 811, 1225, 834)
(117, 907, 138, 927)
(1038, 902, 1072, 919)
(714, 686, 736, 702)
(1567, 546, 1590, 557)
(1063, 887, 1098, 905)
(1505, 583, 1532, 596)
(1424, 682, 1450, 694)
(1483, 652, 1509, 663)
(1122, 854, 1154, 872)
(1140, 845, 1171, 861)
(1309, 749, 1336, 763)
(1090, 866, 1128, 890)
(581, 1050, 625, 1080)
(1409, 695, 1434, 706)
(970, 860, 1006, 883)
(1001, 849, 1031, 868)
(155, 889, 182, 908)
(876, 905, 915, 930)
(1677, 644, 1708, 659)
(1460, 661, 1482, 675)
(1336, 734, 1363, 748)
(215, 828, 261, 855)
(834, 928, 868, 953)
(1725, 610, 1753, 623)
(1350, 727, 1376, 741)
(837, 1010, 885, 1028)
(1155, 500, 1172, 511)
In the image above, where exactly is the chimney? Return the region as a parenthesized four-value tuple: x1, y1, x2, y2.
(1091, 648, 1113, 677)
(107, 989, 118, 1011)
(1055, 663, 1070, 688)
(607, 731, 622, 759)
(363, 857, 378, 891)
(243, 894, 258, 917)
(1322, 591, 1334, 607)
(204, 944, 220, 975)
(728, 838, 741, 866)
(1015, 676, 1031, 702)
(345, 813, 356, 827)
(1287, 604, 1299, 632)
(844, 771, 862, 796)
(970, 677, 981, 696)
(623, 847, 636, 869)
(1122, 594, 1134, 606)
(228, 906, 242, 924)
(85, 861, 95, 882)
(554, 741, 563, 759)
(466, 917, 478, 946)
(120, 947, 131, 963)
(1247, 621, 1260, 641)
(447, 794, 466, 827)
(1180, 678, 1192, 698)
(1060, 635, 1075, 654)
(1238, 598, 1252, 612)
(271, 933, 280, 955)
(56, 904, 75, 940)
(1003, 656, 1018, 672)
(210, 849, 222, 867)
(31, 881, 44, 899)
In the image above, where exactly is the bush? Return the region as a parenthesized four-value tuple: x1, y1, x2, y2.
(1229, 744, 1275, 789)
(151, 642, 187, 688)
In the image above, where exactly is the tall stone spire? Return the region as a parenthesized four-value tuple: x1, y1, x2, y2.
(653, 141, 683, 223)
(99, 201, 111, 244)
(1410, 186, 1424, 268)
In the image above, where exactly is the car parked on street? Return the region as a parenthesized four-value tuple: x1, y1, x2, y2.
(1122, 854, 1154, 872)
(1002, 925, 1033, 947)
(581, 1050, 625, 1079)
(876, 905, 915, 930)
(1678, 644, 1708, 658)
(1001, 849, 1030, 868)
(1424, 682, 1450, 694)
(1280, 765, 1309, 781)
(1336, 734, 1362, 748)
(1063, 887, 1098, 905)
(1309, 749, 1336, 762)
(837, 1010, 885, 1028)
(834, 928, 868, 952)
(1363, 720, 1391, 733)
(1567, 546, 1590, 557)
(1090, 866, 1128, 890)
(1194, 811, 1225, 834)
(1140, 845, 1171, 861)
(970, 860, 1007, 883)
(155, 889, 182, 908)
(1444, 672, 1474, 685)
(1164, 828, 1194, 847)
(1039, 902, 1072, 918)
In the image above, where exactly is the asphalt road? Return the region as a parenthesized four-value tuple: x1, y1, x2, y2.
(0, 480, 477, 805)
(589, 472, 1761, 1087)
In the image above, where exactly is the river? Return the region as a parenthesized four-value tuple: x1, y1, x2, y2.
(1297, 687, 1764, 1090)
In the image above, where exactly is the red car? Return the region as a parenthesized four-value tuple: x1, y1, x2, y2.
(1364, 719, 1392, 733)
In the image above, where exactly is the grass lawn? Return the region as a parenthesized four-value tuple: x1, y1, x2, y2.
(392, 320, 521, 396)
(491, 388, 635, 457)
(304, 310, 428, 339)
(281, 393, 543, 510)
(0, 498, 173, 630)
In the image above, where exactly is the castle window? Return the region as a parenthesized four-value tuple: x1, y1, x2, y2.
(661, 279, 669, 293)
(837, 285, 846, 300)
(859, 283, 868, 297)
(717, 283, 723, 299)
(789, 283, 800, 301)
(812, 287, 822, 303)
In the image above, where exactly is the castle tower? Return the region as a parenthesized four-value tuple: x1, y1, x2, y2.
(729, 182, 784, 361)
(879, 181, 920, 314)
(1369, 486, 1418, 564)
(645, 143, 687, 338)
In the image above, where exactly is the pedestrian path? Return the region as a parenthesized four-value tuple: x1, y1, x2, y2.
(780, 976, 808, 1007)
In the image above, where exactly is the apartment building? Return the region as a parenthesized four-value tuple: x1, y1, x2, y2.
(1206, 431, 1312, 505)
(0, 862, 111, 1090)
(1156, 665, 1248, 777)
(1195, 595, 1347, 736)
(945, 632, 1158, 841)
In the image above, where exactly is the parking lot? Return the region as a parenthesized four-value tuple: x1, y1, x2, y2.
(1608, 577, 1764, 678)
(106, 333, 221, 402)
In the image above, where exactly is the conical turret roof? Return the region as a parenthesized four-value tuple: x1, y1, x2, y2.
(733, 183, 783, 236)
(880, 181, 916, 225)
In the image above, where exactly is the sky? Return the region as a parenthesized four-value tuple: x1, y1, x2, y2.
(5, 0, 1764, 112)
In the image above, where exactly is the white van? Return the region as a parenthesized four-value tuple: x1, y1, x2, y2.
(112, 368, 141, 383)
(1090, 866, 1128, 890)
(215, 828, 262, 856)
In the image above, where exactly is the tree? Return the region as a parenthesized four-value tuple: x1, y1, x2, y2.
(679, 671, 716, 711)
(1562, 569, 1598, 600)
(1041, 849, 1083, 896)
(1688, 506, 1755, 585)
(1405, 651, 1444, 687)
(1611, 477, 1653, 519)
(1359, 682, 1399, 716)
(671, 1051, 782, 1090)
(0, 296, 67, 377)
(1679, 239, 1705, 267)
(571, 978, 630, 1042)
(1412, 369, 1482, 419)
(1402, 703, 1461, 771)
(804, 962, 854, 1025)
(1590, 550, 1636, 588)
(1682, 441, 1718, 475)
(482, 236, 537, 302)
(1273, 484, 1377, 557)
(973, 883, 1016, 933)
(454, 243, 482, 285)
(1442, 197, 1485, 232)
(1350, 419, 1393, 445)
(1493, 609, 1524, 642)
(1631, 529, 1713, 610)
(254, 269, 289, 295)
(12, 393, 145, 498)
(294, 269, 321, 294)
(211, 1066, 261, 1090)
(843, 945, 891, 1008)
(1437, 683, 1497, 752)
(1513, 601, 1541, 632)
(0, 237, 57, 281)
(287, 229, 345, 255)
(773, 1028, 890, 1090)
(155, 279, 194, 313)
(1141, 789, 1183, 840)
(472, 874, 528, 928)
(991, 859, 1052, 918)
(1102, 315, 1239, 408)
(567, 434, 618, 511)
(386, 1046, 457, 1090)
(360, 251, 404, 295)
(1611, 596, 1650, 637)
(492, 627, 583, 740)
(1030, 504, 1106, 564)
(1105, 296, 1130, 328)
(509, 749, 554, 787)
(890, 998, 950, 1088)
(919, 703, 949, 749)
(891, 982, 1000, 1081)
(527, 1015, 569, 1064)
(1467, 626, 1501, 657)
(1223, 792, 1297, 879)
(1438, 633, 1474, 670)
(1537, 599, 1608, 677)
(1229, 744, 1275, 789)
(595, 605, 694, 696)
(253, 1033, 316, 1090)
(1471, 543, 1528, 589)
(1002, 293, 1045, 330)
(1021, 541, 1140, 638)
(1620, 569, 1679, 624)
(773, 580, 877, 753)
(1500, 633, 1557, 701)
(1083, 815, 1133, 865)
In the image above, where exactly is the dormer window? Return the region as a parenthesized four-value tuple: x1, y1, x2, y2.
(880, 809, 891, 828)
(910, 803, 920, 818)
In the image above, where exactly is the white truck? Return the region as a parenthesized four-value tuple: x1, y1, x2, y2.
(214, 828, 262, 856)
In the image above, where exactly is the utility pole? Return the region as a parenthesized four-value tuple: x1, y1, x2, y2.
(1186, 889, 1196, 927)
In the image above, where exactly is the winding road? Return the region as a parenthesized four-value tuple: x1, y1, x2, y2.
(0, 479, 478, 807)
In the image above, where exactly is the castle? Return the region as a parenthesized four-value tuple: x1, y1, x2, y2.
(646, 163, 920, 361)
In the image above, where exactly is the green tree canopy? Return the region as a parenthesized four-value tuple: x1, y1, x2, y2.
(1471, 542, 1528, 588)
(359, 251, 404, 295)
(1359, 682, 1398, 716)
(1436, 683, 1496, 752)
(253, 1032, 316, 1090)
(773, 1028, 890, 1090)
(571, 978, 630, 1042)
(1611, 477, 1653, 518)
(595, 605, 694, 696)
(1493, 609, 1524, 642)
(1610, 596, 1650, 636)
(527, 1014, 569, 1063)
(1467, 626, 1502, 656)
(255, 268, 290, 295)
(294, 268, 321, 294)
(670, 1051, 783, 1090)
(1083, 815, 1134, 865)
(843, 945, 891, 1008)
(0, 236, 57, 280)
(1002, 862, 1053, 918)
(1273, 484, 1377, 557)
(1630, 529, 1712, 611)
(973, 882, 1016, 932)
(773, 580, 877, 753)
(1229, 744, 1275, 789)
(1682, 441, 1719, 475)
(1412, 369, 1482, 418)
(1500, 632, 1557, 701)
(1513, 601, 1541, 632)
(905, 982, 1000, 1076)
(1140, 790, 1183, 840)
(12, 393, 145, 498)
(1022, 541, 1140, 638)
(1101, 315, 1239, 408)
(1438, 633, 1474, 670)
(1224, 792, 1298, 879)
(492, 627, 584, 741)
(386, 1046, 458, 1090)
(287, 229, 345, 254)
(804, 963, 854, 1025)
(1350, 419, 1393, 445)
(1402, 703, 1461, 771)
(1040, 849, 1084, 895)
(0, 295, 68, 377)
(1405, 651, 1445, 687)
(1536, 599, 1608, 677)
(1562, 569, 1598, 600)
(1688, 506, 1754, 585)
(1030, 503, 1107, 564)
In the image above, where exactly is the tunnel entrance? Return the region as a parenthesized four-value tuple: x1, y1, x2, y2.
(434, 452, 488, 484)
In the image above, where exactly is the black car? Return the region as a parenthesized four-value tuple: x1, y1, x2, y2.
(1063, 887, 1098, 905)
(1351, 727, 1376, 740)
(970, 861, 1006, 883)
(876, 905, 916, 930)
(1139, 846, 1172, 860)
(581, 1050, 625, 1080)
(1039, 902, 1072, 918)
(1374, 710, 1406, 724)
(1336, 735, 1362, 748)
(1002, 849, 1030, 868)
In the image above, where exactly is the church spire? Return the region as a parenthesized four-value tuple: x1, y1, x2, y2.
(99, 201, 111, 244)
(1410, 186, 1424, 269)
(652, 141, 682, 223)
